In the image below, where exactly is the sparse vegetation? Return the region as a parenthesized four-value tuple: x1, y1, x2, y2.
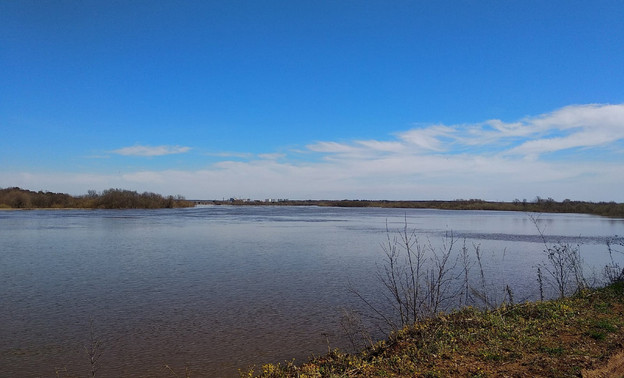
(247, 282, 624, 377)
(84, 319, 103, 378)
(245, 223, 624, 377)
(0, 187, 194, 209)
(349, 221, 464, 334)
(531, 214, 588, 299)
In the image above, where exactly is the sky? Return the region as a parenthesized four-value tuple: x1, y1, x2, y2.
(1, 1, 623, 201)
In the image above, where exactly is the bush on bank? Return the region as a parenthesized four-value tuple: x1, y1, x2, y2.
(0, 187, 194, 209)
(246, 282, 624, 377)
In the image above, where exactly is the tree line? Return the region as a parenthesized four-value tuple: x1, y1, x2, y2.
(211, 197, 624, 217)
(3, 187, 622, 216)
(0, 187, 194, 209)
(326, 198, 624, 217)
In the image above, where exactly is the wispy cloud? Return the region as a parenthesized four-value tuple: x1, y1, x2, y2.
(504, 104, 624, 157)
(112, 145, 192, 157)
(396, 125, 456, 151)
(258, 153, 286, 160)
(203, 151, 253, 159)
(306, 103, 624, 160)
(3, 104, 623, 201)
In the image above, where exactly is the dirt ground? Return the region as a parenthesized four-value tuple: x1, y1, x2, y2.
(583, 351, 624, 378)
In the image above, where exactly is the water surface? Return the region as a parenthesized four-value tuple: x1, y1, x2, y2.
(1, 206, 623, 376)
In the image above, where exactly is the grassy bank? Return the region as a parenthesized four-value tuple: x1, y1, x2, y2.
(247, 282, 624, 377)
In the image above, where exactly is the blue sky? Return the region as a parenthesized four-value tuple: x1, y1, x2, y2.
(1, 1, 623, 201)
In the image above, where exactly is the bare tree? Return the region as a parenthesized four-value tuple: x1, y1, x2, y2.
(529, 213, 586, 298)
(604, 237, 624, 284)
(351, 219, 462, 332)
(84, 319, 103, 378)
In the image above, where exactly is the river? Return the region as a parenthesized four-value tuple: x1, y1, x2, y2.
(1, 206, 623, 377)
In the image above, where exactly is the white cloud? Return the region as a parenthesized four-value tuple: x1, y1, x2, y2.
(507, 130, 615, 156)
(3, 104, 623, 201)
(397, 125, 455, 151)
(530, 103, 624, 131)
(258, 153, 286, 160)
(505, 104, 624, 156)
(112, 145, 192, 156)
(204, 151, 252, 158)
(122, 171, 166, 183)
(307, 141, 361, 154)
(2, 156, 623, 201)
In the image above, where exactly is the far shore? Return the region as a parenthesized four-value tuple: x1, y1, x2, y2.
(204, 198, 624, 218)
(0, 207, 97, 211)
(2, 186, 623, 217)
(2, 199, 624, 218)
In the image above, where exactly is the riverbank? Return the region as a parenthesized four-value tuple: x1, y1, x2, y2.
(3, 187, 623, 216)
(0, 187, 194, 209)
(248, 282, 624, 377)
(210, 199, 624, 218)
